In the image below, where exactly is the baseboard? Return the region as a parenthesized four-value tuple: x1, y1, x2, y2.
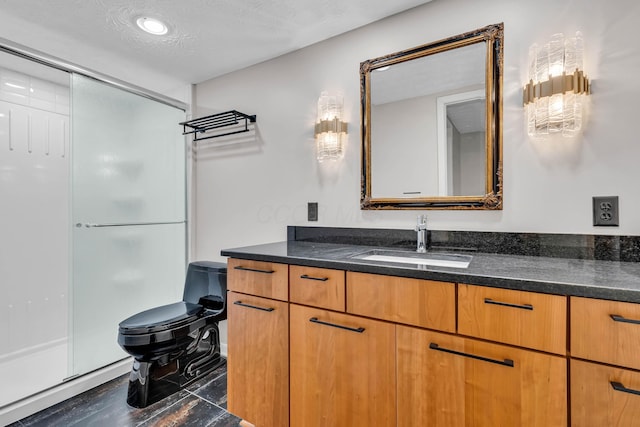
(220, 342, 228, 358)
(0, 358, 132, 426)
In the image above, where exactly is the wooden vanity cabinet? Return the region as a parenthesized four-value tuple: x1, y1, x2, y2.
(226, 256, 640, 427)
(227, 261, 289, 427)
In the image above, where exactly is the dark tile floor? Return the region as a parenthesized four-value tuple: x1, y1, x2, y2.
(10, 360, 241, 427)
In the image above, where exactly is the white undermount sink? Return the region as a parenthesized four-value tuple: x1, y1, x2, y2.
(351, 249, 473, 269)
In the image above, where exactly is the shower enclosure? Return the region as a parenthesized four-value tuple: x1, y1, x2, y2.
(0, 49, 187, 409)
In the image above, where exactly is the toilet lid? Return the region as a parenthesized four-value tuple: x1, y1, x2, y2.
(119, 301, 204, 335)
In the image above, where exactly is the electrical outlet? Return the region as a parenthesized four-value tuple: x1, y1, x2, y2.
(593, 196, 619, 226)
(308, 202, 318, 222)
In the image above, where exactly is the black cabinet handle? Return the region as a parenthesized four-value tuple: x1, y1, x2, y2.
(610, 314, 640, 325)
(484, 298, 533, 311)
(300, 274, 329, 282)
(309, 317, 365, 333)
(611, 381, 640, 396)
(429, 343, 514, 367)
(233, 300, 275, 312)
(234, 266, 275, 274)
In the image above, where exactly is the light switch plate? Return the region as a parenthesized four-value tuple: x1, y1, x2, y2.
(593, 196, 619, 226)
(308, 202, 318, 221)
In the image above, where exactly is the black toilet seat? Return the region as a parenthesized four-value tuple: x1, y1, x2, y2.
(118, 301, 212, 346)
(119, 301, 205, 335)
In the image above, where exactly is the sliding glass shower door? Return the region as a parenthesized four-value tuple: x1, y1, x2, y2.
(70, 75, 186, 376)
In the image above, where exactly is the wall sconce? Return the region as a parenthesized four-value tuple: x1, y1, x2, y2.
(523, 32, 590, 137)
(315, 91, 347, 162)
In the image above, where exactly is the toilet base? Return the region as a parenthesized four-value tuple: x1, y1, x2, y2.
(125, 324, 224, 408)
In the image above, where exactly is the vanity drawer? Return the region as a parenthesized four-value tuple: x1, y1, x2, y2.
(346, 272, 455, 332)
(227, 258, 288, 301)
(290, 265, 345, 311)
(458, 285, 567, 355)
(571, 359, 640, 427)
(571, 297, 640, 369)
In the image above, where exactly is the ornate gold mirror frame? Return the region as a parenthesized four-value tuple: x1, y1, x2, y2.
(360, 23, 503, 210)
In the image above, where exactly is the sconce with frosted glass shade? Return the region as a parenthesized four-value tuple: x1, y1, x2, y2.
(315, 91, 348, 161)
(523, 32, 590, 137)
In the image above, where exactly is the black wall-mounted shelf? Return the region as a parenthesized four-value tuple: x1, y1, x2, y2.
(180, 110, 256, 142)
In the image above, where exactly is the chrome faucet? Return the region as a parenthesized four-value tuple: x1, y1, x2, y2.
(415, 214, 427, 253)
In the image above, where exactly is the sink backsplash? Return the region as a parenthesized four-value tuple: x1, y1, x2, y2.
(288, 226, 640, 263)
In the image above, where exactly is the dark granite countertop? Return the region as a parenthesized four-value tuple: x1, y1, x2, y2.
(221, 240, 640, 304)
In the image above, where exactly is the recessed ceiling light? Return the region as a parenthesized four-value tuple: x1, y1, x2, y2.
(136, 17, 168, 35)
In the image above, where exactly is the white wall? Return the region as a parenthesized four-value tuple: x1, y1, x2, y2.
(194, 0, 640, 264)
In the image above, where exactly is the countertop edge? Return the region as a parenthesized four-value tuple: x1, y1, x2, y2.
(221, 245, 640, 304)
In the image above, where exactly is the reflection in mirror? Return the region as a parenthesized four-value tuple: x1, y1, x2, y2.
(436, 89, 486, 196)
(361, 23, 503, 210)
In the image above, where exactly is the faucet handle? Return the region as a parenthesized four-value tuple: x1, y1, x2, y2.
(415, 214, 427, 230)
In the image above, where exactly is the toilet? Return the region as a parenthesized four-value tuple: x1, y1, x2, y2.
(117, 261, 227, 408)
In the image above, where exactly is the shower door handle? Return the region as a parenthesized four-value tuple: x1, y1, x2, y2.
(75, 221, 185, 228)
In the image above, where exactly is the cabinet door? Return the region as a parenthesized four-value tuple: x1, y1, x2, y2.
(397, 326, 567, 427)
(227, 292, 289, 427)
(571, 359, 640, 427)
(290, 304, 396, 427)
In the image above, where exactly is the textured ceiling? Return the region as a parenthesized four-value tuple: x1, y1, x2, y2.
(0, 0, 434, 88)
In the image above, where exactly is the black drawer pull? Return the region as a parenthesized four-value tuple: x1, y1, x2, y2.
(611, 381, 640, 396)
(484, 298, 533, 311)
(610, 314, 640, 325)
(234, 266, 275, 274)
(309, 317, 365, 333)
(233, 301, 275, 312)
(300, 274, 329, 282)
(429, 343, 514, 367)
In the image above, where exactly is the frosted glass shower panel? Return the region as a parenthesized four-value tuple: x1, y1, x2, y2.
(71, 75, 186, 376)
(71, 76, 185, 224)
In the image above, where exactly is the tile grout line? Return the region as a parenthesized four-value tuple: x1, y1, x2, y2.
(209, 370, 227, 383)
(184, 389, 228, 413)
(208, 410, 234, 426)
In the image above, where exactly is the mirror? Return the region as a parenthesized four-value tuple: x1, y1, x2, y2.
(360, 23, 503, 210)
